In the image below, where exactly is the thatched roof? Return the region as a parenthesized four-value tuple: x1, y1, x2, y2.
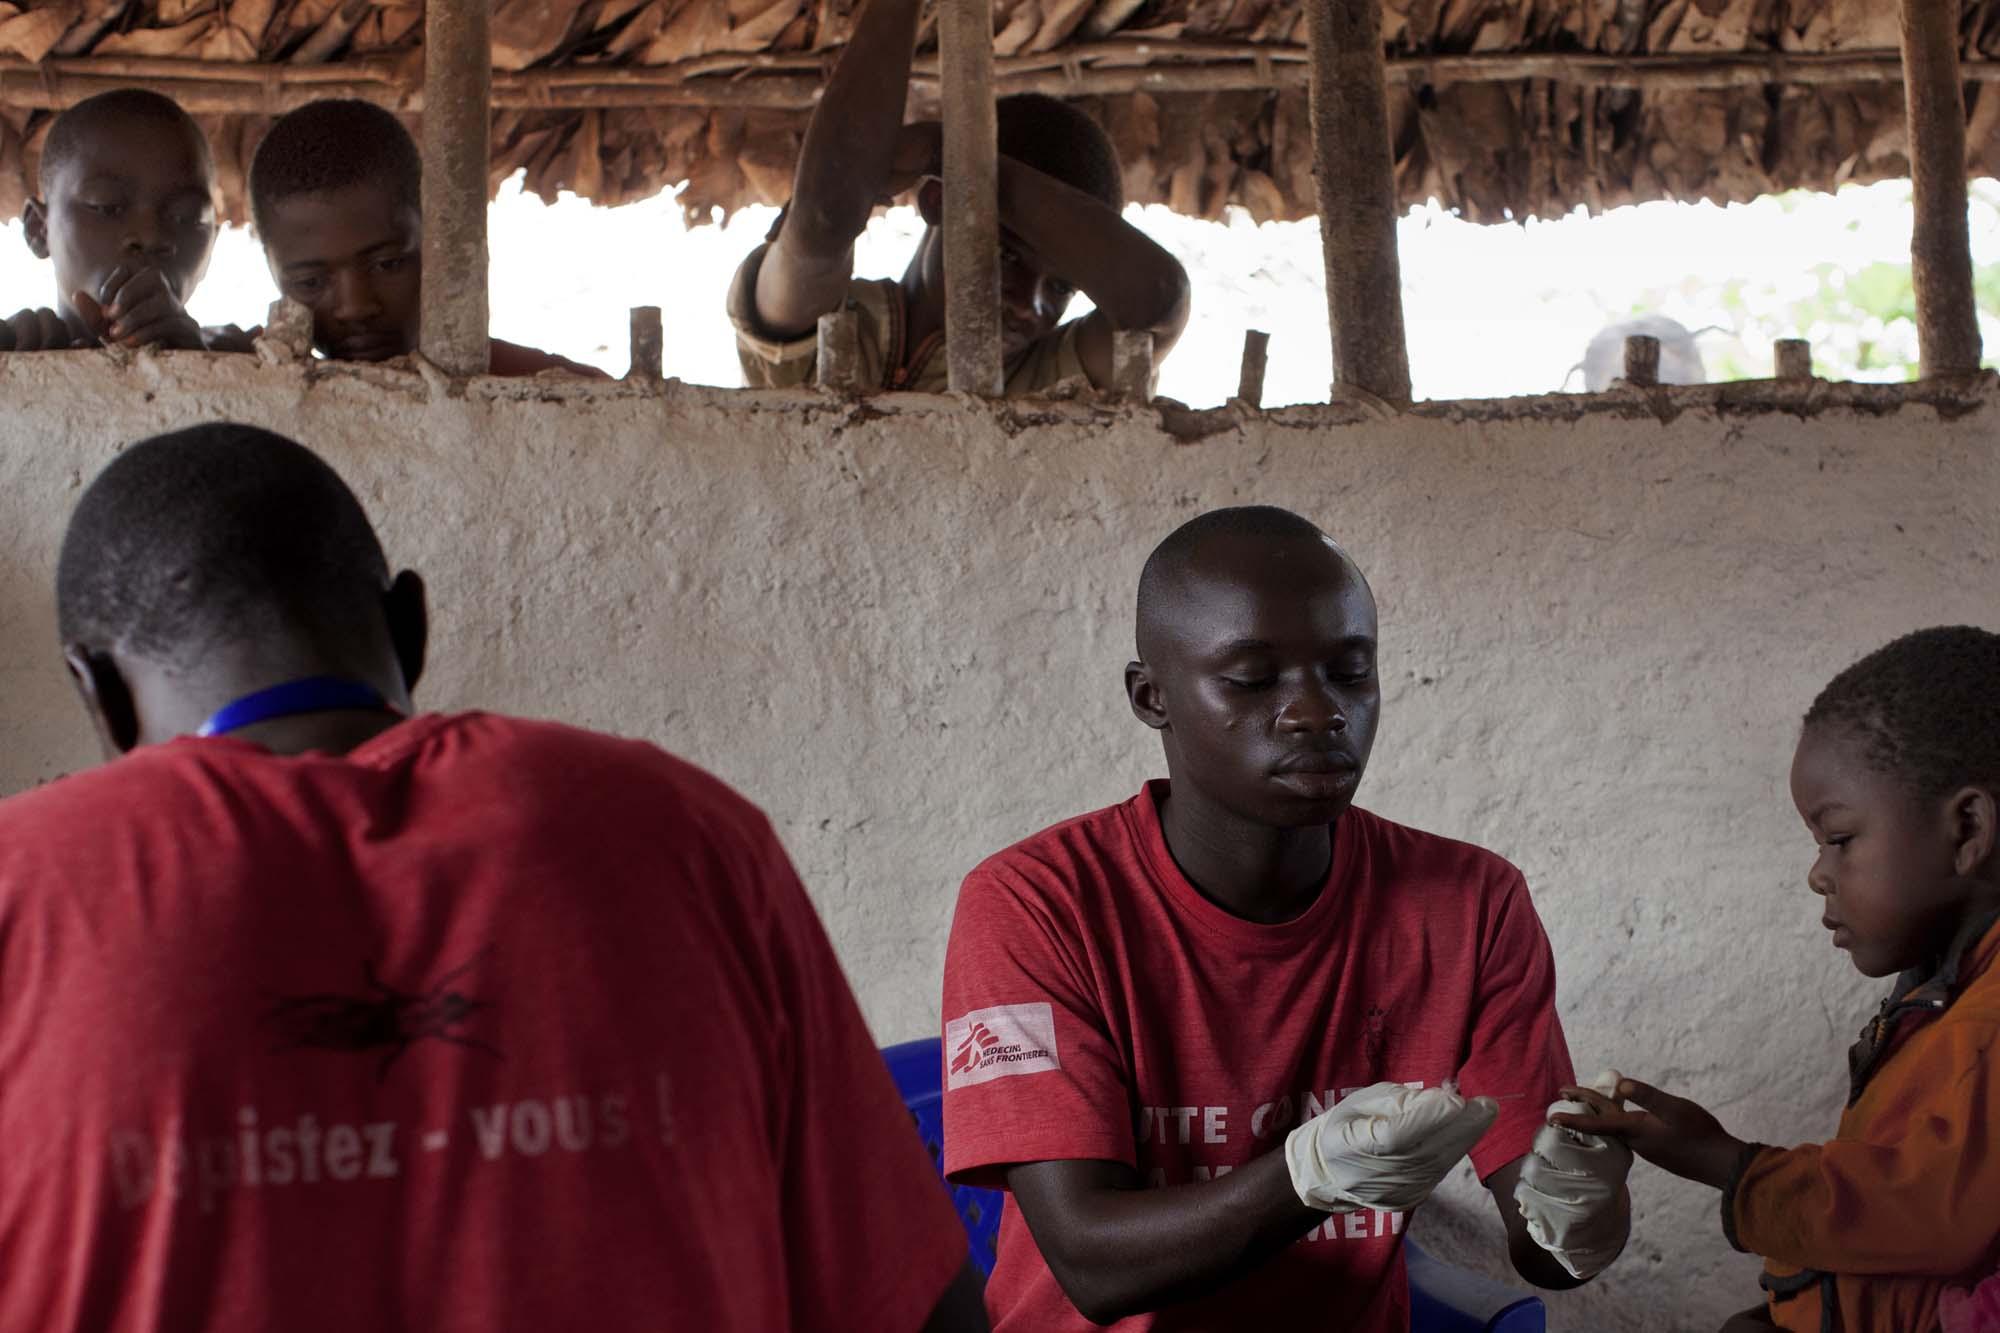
(0, 0, 1988, 227)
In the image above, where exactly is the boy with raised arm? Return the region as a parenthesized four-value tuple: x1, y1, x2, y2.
(729, 0, 1188, 393)
(941, 506, 1632, 1329)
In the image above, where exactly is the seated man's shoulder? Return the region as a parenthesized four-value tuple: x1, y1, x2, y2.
(1347, 805, 1526, 894)
(963, 797, 1140, 908)
(429, 712, 771, 844)
(0, 750, 171, 850)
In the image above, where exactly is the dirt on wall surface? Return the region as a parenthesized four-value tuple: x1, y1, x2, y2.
(1, 352, 1996, 1330)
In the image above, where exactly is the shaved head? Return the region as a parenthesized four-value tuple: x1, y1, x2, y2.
(39, 89, 210, 193)
(57, 423, 390, 670)
(1126, 505, 1380, 834)
(1136, 506, 1365, 660)
(55, 422, 427, 757)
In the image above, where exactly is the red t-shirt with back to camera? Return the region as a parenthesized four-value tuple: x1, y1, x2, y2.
(941, 780, 1574, 1333)
(0, 711, 965, 1333)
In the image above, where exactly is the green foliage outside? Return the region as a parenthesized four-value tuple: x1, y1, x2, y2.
(1607, 182, 2000, 384)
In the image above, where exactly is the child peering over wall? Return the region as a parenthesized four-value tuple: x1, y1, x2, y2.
(1558, 626, 2000, 1333)
(2, 89, 238, 353)
(728, 0, 1190, 394)
(247, 99, 606, 378)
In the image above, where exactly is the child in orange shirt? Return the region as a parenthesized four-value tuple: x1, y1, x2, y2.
(1559, 626, 2000, 1332)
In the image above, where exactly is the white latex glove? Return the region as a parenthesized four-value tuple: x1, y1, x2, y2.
(1284, 1080, 1500, 1213)
(1513, 1069, 1633, 1280)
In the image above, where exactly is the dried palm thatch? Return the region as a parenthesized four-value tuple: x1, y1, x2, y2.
(0, 0, 1991, 228)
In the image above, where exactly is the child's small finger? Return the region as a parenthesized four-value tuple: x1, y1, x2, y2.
(1558, 1086, 1616, 1113)
(1616, 1078, 1672, 1110)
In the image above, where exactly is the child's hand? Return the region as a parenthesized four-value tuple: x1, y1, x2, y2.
(202, 323, 258, 354)
(80, 266, 205, 350)
(1550, 1077, 1750, 1191)
(1, 307, 81, 351)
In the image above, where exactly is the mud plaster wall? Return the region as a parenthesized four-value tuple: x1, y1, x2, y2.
(1, 354, 1995, 1329)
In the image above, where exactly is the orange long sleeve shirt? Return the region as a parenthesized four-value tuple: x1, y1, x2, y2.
(1728, 911, 2000, 1332)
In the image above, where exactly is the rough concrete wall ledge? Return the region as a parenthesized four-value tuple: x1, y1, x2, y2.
(3, 352, 1996, 1329)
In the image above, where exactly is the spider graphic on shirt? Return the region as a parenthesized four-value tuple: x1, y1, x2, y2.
(264, 948, 504, 1081)
(1361, 1004, 1393, 1068)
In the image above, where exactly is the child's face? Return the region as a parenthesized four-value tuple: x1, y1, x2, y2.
(1791, 723, 1968, 977)
(260, 181, 420, 361)
(27, 116, 217, 324)
(998, 230, 1073, 360)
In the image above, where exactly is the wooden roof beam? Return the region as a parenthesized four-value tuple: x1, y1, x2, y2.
(5, 47, 1996, 118)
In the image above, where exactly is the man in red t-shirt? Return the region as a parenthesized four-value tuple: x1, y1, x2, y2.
(941, 505, 1631, 1330)
(0, 423, 985, 1333)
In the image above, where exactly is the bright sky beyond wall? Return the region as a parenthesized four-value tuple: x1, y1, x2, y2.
(4, 176, 1998, 405)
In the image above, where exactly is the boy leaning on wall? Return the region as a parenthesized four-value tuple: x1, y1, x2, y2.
(246, 99, 606, 377)
(729, 0, 1190, 394)
(3, 89, 237, 353)
(1559, 626, 2000, 1333)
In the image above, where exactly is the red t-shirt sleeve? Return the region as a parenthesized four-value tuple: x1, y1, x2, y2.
(750, 821, 968, 1331)
(1458, 867, 1576, 1180)
(939, 863, 1134, 1188)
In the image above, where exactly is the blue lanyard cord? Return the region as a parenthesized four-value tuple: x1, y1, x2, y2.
(196, 676, 402, 738)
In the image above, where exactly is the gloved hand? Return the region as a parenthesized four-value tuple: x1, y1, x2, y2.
(1513, 1069, 1633, 1279)
(1284, 1081, 1500, 1213)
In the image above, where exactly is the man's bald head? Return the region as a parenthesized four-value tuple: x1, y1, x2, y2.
(1126, 506, 1381, 830)
(1136, 506, 1367, 660)
(57, 423, 391, 671)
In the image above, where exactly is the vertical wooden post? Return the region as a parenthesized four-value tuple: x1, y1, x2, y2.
(1773, 338, 1813, 380)
(817, 309, 863, 390)
(1900, 0, 1982, 377)
(939, 0, 1003, 395)
(1238, 329, 1270, 406)
(1305, 0, 1411, 405)
(1111, 330, 1154, 399)
(627, 306, 662, 380)
(1623, 335, 1660, 386)
(419, 0, 491, 376)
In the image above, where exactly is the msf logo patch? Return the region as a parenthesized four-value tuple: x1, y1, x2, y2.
(945, 1003, 1060, 1090)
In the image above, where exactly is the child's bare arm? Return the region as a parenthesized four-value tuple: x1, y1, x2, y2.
(754, 0, 924, 338)
(202, 324, 258, 354)
(1563, 1065, 2000, 1277)
(995, 156, 1190, 387)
